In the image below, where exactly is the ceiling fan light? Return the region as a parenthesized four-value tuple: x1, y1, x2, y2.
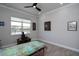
(33, 6, 36, 8)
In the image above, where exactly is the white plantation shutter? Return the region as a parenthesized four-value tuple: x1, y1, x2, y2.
(11, 17, 31, 35)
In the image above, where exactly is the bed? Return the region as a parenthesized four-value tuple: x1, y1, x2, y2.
(0, 40, 47, 56)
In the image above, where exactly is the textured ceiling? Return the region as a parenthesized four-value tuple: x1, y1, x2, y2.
(1, 3, 69, 15)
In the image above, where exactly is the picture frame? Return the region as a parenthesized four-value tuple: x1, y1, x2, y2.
(0, 21, 4, 26)
(32, 22, 36, 31)
(67, 21, 77, 31)
(44, 21, 51, 31)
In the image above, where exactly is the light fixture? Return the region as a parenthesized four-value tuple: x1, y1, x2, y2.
(33, 6, 36, 8)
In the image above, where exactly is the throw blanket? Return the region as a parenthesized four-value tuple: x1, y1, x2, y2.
(0, 40, 45, 56)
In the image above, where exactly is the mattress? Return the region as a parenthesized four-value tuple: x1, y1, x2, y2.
(0, 40, 45, 56)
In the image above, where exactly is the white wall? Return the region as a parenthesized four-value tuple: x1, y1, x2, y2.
(0, 5, 38, 46)
(1, 3, 79, 52)
(38, 4, 79, 50)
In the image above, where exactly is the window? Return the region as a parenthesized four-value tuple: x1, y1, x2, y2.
(11, 17, 31, 35)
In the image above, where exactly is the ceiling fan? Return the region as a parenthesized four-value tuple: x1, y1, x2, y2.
(24, 3, 41, 11)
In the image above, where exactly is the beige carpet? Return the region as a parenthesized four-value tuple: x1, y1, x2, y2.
(45, 42, 79, 56)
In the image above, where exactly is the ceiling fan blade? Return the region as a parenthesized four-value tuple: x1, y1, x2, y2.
(24, 6, 33, 8)
(36, 7, 41, 11)
(33, 3, 37, 6)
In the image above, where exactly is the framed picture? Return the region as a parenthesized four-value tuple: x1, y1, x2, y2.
(0, 21, 4, 26)
(67, 21, 77, 31)
(32, 22, 36, 31)
(44, 21, 51, 31)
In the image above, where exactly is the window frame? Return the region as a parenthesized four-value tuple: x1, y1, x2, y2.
(11, 17, 31, 35)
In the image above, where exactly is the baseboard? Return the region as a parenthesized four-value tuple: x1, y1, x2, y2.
(2, 43, 17, 48)
(40, 39, 79, 53)
(2, 39, 79, 53)
(2, 39, 37, 48)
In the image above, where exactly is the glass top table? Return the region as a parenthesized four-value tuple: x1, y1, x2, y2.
(0, 40, 45, 56)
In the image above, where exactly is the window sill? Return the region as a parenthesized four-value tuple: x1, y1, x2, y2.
(11, 33, 30, 36)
